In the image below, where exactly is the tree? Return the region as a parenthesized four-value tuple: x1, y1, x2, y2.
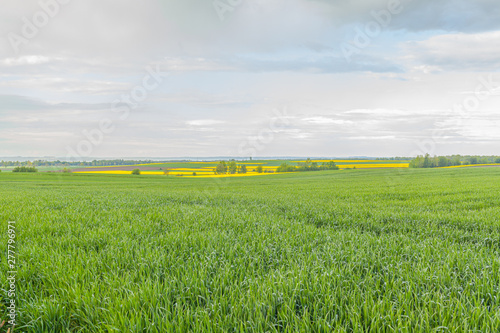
(256, 165, 263, 173)
(438, 156, 450, 167)
(326, 161, 339, 170)
(239, 165, 247, 174)
(12, 166, 38, 173)
(131, 169, 141, 175)
(215, 161, 227, 174)
(432, 156, 439, 168)
(228, 161, 237, 174)
(304, 158, 312, 169)
(423, 154, 432, 168)
(276, 162, 294, 173)
(452, 155, 462, 166)
(163, 169, 170, 176)
(192, 172, 197, 176)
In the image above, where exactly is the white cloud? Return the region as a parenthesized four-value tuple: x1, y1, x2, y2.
(0, 77, 130, 95)
(349, 136, 397, 140)
(186, 119, 226, 126)
(403, 31, 500, 71)
(3, 55, 51, 66)
(302, 116, 353, 125)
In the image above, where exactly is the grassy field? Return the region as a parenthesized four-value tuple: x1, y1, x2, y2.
(1, 168, 500, 332)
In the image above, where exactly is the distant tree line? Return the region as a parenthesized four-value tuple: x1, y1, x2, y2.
(410, 154, 500, 168)
(12, 166, 38, 173)
(213, 159, 341, 175)
(276, 159, 339, 173)
(0, 159, 177, 168)
(376, 157, 412, 160)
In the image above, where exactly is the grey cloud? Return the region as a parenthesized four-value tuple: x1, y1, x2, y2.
(313, 0, 500, 33)
(2, 0, 499, 60)
(3, 0, 496, 77)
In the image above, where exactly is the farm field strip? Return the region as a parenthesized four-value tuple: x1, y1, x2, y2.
(73, 170, 279, 177)
(71, 160, 410, 176)
(292, 160, 410, 164)
(333, 163, 409, 169)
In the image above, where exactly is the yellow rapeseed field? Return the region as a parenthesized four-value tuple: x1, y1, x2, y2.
(292, 160, 405, 163)
(440, 164, 500, 169)
(338, 164, 409, 169)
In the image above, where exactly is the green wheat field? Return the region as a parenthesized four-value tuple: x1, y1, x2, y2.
(1, 167, 500, 332)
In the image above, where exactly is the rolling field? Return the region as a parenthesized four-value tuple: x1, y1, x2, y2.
(1, 168, 500, 332)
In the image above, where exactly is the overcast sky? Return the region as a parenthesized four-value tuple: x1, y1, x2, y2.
(1, 0, 499, 158)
